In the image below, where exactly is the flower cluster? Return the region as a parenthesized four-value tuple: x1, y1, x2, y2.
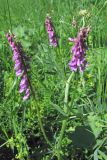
(69, 27, 90, 72)
(45, 16, 58, 47)
(6, 33, 30, 100)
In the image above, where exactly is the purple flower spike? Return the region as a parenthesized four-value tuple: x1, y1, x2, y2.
(6, 33, 30, 101)
(23, 88, 30, 101)
(69, 27, 90, 72)
(45, 16, 58, 47)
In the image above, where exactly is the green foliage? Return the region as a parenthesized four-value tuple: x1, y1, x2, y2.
(0, 0, 107, 159)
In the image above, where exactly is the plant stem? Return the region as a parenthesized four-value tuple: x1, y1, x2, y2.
(0, 141, 9, 148)
(36, 103, 52, 147)
(27, 75, 52, 148)
(64, 73, 74, 112)
(57, 73, 74, 160)
(82, 16, 85, 28)
(19, 49, 52, 148)
(57, 120, 67, 160)
(7, 0, 12, 32)
(80, 72, 85, 89)
(28, 79, 52, 147)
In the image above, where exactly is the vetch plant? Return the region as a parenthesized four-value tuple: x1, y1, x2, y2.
(6, 33, 52, 149)
(45, 16, 58, 47)
(1, 1, 106, 159)
(6, 33, 30, 100)
(69, 27, 90, 72)
(56, 26, 90, 160)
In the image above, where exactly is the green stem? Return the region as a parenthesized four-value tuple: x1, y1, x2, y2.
(0, 141, 9, 148)
(7, 0, 12, 32)
(57, 73, 74, 160)
(82, 16, 85, 28)
(19, 46, 52, 148)
(36, 103, 53, 147)
(29, 80, 52, 148)
(64, 73, 74, 112)
(57, 120, 67, 160)
(80, 72, 85, 89)
(12, 56, 52, 149)
(28, 82, 52, 147)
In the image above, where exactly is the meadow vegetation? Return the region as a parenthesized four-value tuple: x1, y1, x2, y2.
(0, 0, 107, 159)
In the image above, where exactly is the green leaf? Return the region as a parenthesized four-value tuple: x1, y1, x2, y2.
(88, 113, 102, 138)
(50, 102, 67, 117)
(71, 126, 96, 149)
(98, 150, 107, 159)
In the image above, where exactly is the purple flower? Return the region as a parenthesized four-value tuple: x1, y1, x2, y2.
(69, 27, 90, 72)
(6, 33, 30, 101)
(45, 16, 58, 47)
